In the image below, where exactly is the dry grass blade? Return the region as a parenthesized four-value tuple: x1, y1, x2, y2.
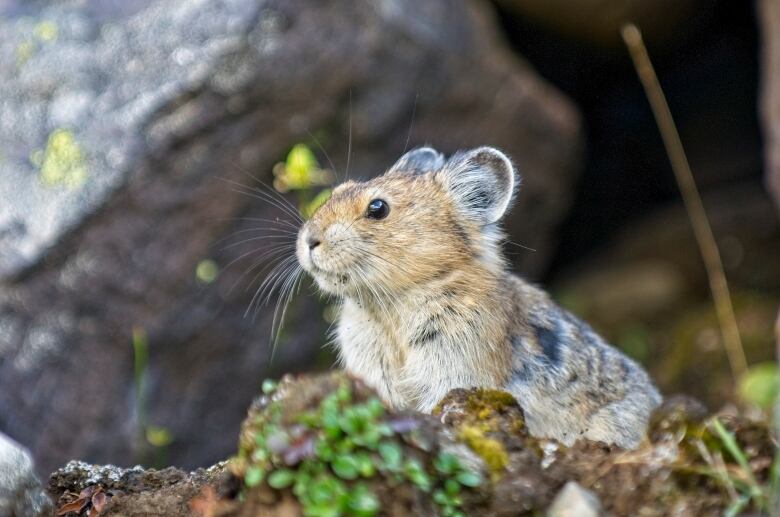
(621, 23, 748, 380)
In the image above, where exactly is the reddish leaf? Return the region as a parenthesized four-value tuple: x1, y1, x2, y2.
(56, 497, 88, 515)
(89, 489, 107, 516)
(56, 485, 98, 516)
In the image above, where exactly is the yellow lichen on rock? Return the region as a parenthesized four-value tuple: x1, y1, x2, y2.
(458, 424, 509, 475)
(33, 129, 88, 188)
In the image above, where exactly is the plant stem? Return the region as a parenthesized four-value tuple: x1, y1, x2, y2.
(620, 23, 748, 381)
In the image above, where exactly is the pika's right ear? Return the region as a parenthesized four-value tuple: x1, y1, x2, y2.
(438, 147, 517, 224)
(388, 147, 445, 175)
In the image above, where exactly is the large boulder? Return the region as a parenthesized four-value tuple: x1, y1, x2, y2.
(0, 0, 581, 474)
(0, 432, 52, 517)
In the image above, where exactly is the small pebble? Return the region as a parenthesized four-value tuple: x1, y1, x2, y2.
(547, 481, 601, 517)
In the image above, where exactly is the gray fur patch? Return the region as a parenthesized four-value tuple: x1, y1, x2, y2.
(532, 322, 561, 366)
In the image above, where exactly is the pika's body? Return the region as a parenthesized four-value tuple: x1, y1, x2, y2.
(297, 147, 661, 449)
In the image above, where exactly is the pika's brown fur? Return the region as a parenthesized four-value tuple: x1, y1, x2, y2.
(297, 147, 661, 449)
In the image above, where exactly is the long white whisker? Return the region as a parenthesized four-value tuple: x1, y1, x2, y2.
(228, 246, 296, 295)
(218, 216, 301, 232)
(247, 256, 299, 316)
(402, 90, 419, 155)
(227, 184, 304, 224)
(271, 266, 302, 341)
(345, 89, 352, 182)
(213, 226, 298, 249)
(220, 234, 296, 252)
(220, 240, 292, 279)
(227, 162, 306, 221)
(305, 128, 339, 178)
(270, 270, 304, 362)
(218, 176, 303, 223)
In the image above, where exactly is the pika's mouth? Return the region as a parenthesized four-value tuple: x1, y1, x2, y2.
(311, 265, 350, 286)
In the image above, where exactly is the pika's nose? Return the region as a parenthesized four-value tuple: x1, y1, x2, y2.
(306, 235, 321, 250)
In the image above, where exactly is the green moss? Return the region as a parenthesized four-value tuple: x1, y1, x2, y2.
(463, 389, 517, 420)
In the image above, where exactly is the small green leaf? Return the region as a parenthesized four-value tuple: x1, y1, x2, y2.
(404, 459, 431, 491)
(366, 398, 385, 418)
(336, 437, 355, 454)
(303, 504, 342, 517)
(355, 453, 375, 477)
(434, 453, 459, 475)
(244, 466, 264, 487)
(322, 412, 343, 440)
(268, 469, 296, 489)
(332, 455, 360, 480)
(445, 479, 461, 495)
(377, 423, 394, 437)
(261, 378, 278, 395)
(340, 408, 363, 435)
(738, 362, 779, 410)
(251, 447, 268, 462)
(433, 489, 449, 505)
(356, 426, 382, 449)
(309, 476, 346, 505)
(293, 472, 311, 496)
(455, 470, 482, 488)
(347, 484, 380, 517)
(315, 441, 335, 461)
(378, 442, 403, 471)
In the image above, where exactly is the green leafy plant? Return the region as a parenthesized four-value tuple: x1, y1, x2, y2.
(272, 143, 334, 219)
(738, 362, 779, 412)
(694, 417, 774, 516)
(235, 379, 482, 516)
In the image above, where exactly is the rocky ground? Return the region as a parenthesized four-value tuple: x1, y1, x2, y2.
(44, 372, 777, 516)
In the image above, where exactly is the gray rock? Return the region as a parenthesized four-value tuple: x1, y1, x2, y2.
(0, 432, 52, 517)
(547, 481, 601, 517)
(0, 0, 581, 474)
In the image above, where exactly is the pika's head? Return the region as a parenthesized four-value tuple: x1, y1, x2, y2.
(297, 146, 517, 297)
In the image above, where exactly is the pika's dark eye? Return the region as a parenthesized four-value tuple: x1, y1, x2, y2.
(366, 199, 389, 220)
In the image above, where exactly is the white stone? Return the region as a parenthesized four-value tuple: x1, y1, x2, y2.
(547, 481, 602, 517)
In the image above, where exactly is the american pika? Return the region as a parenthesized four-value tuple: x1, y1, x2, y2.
(296, 146, 662, 449)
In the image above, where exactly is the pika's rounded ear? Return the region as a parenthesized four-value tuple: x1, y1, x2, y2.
(388, 147, 445, 175)
(438, 147, 517, 224)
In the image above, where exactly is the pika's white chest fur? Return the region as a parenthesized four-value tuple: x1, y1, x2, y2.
(336, 291, 509, 413)
(336, 299, 407, 407)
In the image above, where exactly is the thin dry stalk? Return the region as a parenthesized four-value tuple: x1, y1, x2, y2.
(620, 23, 748, 381)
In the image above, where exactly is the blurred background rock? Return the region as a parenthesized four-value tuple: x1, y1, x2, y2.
(0, 0, 775, 477)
